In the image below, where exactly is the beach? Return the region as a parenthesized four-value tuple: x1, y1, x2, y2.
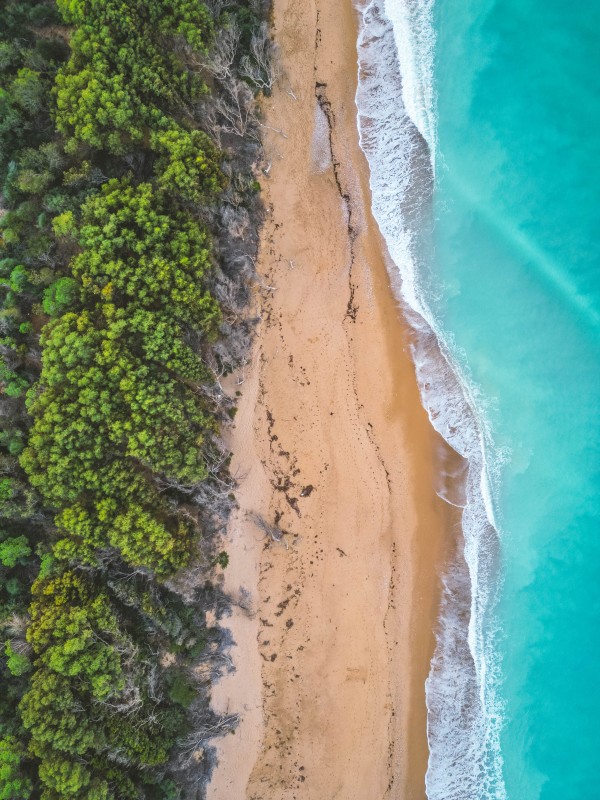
(208, 1, 449, 797)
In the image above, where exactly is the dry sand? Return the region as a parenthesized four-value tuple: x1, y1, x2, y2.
(208, 1, 449, 797)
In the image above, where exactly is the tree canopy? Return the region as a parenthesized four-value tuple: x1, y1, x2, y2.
(0, 0, 267, 794)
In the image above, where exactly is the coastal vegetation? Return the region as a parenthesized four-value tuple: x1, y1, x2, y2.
(0, 0, 271, 796)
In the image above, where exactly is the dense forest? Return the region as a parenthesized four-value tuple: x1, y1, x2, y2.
(0, 0, 271, 797)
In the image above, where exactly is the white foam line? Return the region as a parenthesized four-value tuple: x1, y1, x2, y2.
(383, 0, 437, 170)
(353, 2, 508, 797)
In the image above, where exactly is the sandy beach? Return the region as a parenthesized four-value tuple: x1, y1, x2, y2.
(208, 1, 449, 797)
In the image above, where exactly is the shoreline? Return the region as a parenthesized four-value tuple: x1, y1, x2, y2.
(208, 1, 449, 797)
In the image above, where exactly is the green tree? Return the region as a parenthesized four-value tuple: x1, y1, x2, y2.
(69, 179, 221, 332)
(27, 571, 124, 700)
(0, 736, 32, 799)
(42, 277, 79, 316)
(22, 306, 214, 508)
(54, 0, 213, 153)
(0, 535, 31, 568)
(152, 126, 225, 202)
(20, 669, 97, 756)
(37, 754, 95, 797)
(0, 0, 257, 793)
(4, 642, 32, 677)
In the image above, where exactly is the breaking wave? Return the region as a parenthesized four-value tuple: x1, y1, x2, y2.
(353, 1, 507, 796)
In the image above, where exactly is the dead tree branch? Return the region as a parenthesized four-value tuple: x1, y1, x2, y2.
(181, 712, 240, 757)
(239, 22, 280, 94)
(197, 20, 241, 82)
(247, 512, 288, 547)
(215, 79, 258, 140)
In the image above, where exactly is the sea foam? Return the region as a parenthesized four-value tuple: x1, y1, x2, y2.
(353, 1, 507, 796)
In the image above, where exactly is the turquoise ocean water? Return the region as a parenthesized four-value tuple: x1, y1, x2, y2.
(433, 2, 600, 797)
(356, 1, 600, 797)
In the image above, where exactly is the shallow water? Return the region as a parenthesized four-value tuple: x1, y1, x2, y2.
(355, 0, 600, 797)
(433, 1, 600, 797)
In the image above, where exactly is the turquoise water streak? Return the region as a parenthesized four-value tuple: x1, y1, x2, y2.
(432, 1, 600, 797)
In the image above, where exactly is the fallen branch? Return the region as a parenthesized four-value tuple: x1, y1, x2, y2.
(247, 511, 288, 548)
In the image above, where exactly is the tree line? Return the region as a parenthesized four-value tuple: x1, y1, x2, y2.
(0, 1, 271, 797)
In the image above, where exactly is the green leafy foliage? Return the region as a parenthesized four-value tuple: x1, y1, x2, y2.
(37, 755, 97, 798)
(213, 550, 230, 569)
(167, 671, 196, 708)
(0, 0, 264, 795)
(55, 0, 213, 153)
(4, 641, 31, 677)
(0, 736, 32, 799)
(0, 535, 31, 568)
(54, 501, 192, 576)
(42, 277, 78, 316)
(0, 16, 67, 176)
(22, 305, 214, 500)
(27, 571, 124, 699)
(20, 668, 97, 757)
(70, 179, 221, 331)
(152, 127, 226, 201)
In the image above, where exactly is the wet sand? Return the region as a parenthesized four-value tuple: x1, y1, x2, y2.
(208, 1, 448, 797)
